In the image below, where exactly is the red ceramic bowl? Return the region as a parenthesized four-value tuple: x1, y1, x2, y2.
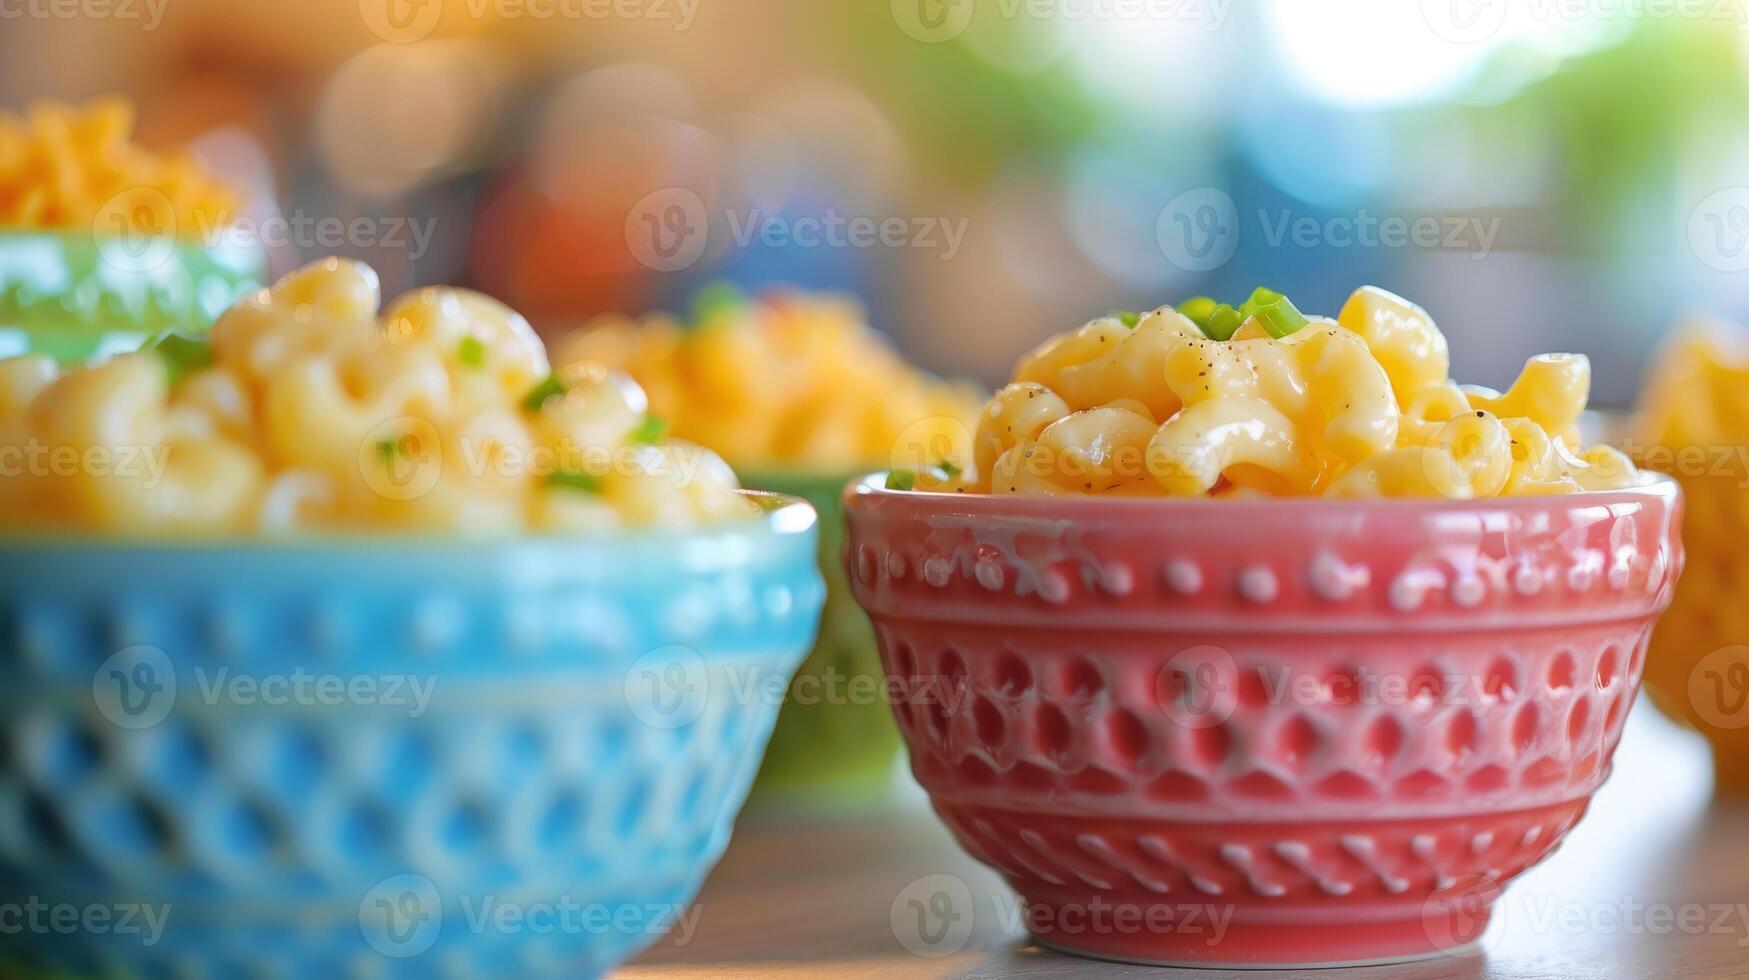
(843, 476, 1684, 967)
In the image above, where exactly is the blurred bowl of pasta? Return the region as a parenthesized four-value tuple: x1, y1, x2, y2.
(843, 478, 1682, 966)
(1628, 323, 1749, 796)
(0, 99, 265, 363)
(554, 286, 984, 802)
(0, 258, 825, 977)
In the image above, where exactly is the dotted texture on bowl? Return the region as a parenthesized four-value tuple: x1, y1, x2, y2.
(843, 483, 1683, 967)
(0, 529, 823, 980)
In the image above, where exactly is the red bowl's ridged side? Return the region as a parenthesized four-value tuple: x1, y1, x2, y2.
(843, 483, 1683, 967)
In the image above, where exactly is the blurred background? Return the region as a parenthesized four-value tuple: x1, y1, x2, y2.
(8, 0, 1749, 403)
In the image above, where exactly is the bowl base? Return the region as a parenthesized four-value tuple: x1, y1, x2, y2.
(1023, 903, 1489, 969)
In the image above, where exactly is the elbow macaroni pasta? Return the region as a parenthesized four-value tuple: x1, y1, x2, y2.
(0, 97, 237, 236)
(1632, 325, 1749, 790)
(970, 286, 1643, 499)
(554, 290, 985, 476)
(0, 258, 754, 535)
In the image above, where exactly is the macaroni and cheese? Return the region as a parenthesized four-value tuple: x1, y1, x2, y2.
(1633, 325, 1749, 791)
(0, 258, 753, 534)
(555, 287, 984, 474)
(0, 98, 236, 236)
(959, 286, 1643, 498)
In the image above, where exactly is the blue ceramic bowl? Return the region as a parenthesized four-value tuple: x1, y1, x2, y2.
(0, 494, 823, 979)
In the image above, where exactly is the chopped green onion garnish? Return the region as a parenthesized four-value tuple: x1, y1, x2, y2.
(457, 335, 485, 367)
(1250, 296, 1309, 339)
(1238, 287, 1285, 319)
(547, 468, 602, 494)
(1111, 310, 1141, 329)
(520, 373, 567, 412)
(145, 331, 214, 385)
(1177, 296, 1217, 326)
(1202, 304, 1243, 341)
(375, 439, 398, 464)
(630, 416, 668, 445)
(690, 282, 747, 326)
(939, 459, 963, 478)
(886, 469, 917, 491)
(1178, 288, 1306, 341)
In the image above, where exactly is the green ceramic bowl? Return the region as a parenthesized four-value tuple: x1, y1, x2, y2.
(0, 229, 264, 362)
(742, 468, 903, 801)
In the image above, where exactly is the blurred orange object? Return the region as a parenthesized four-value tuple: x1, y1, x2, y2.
(554, 286, 984, 473)
(1633, 325, 1749, 795)
(471, 173, 659, 328)
(0, 97, 238, 237)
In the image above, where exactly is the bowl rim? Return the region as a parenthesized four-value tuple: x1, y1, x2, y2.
(0, 489, 818, 553)
(0, 225, 266, 272)
(844, 470, 1680, 516)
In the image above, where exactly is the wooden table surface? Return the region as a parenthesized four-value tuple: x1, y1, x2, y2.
(627, 704, 1749, 979)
